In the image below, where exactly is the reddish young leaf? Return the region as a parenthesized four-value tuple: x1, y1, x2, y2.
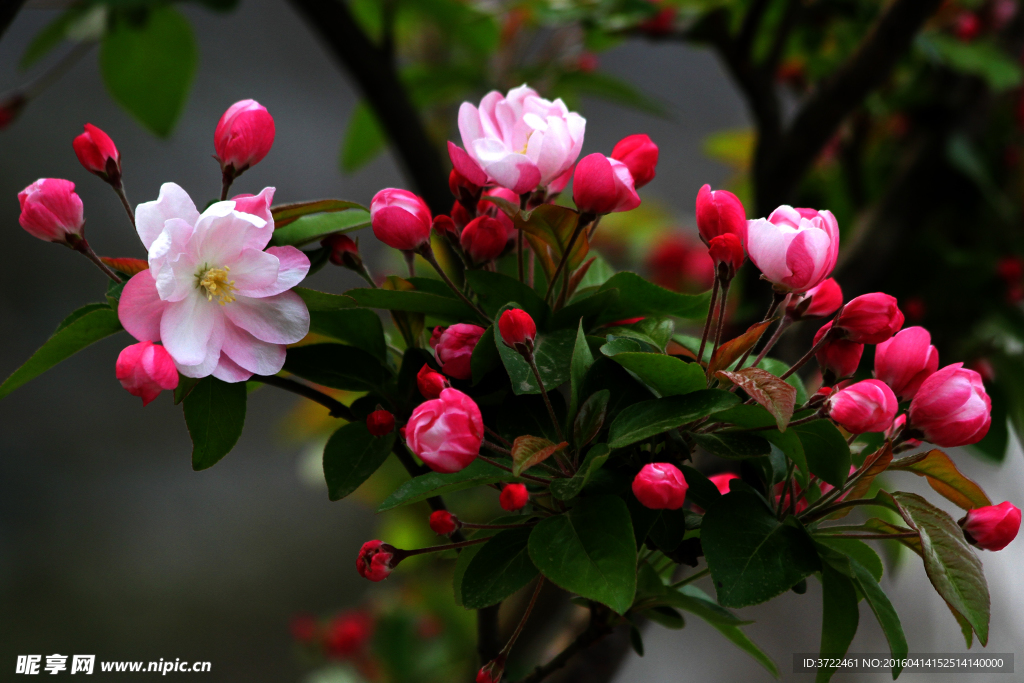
(716, 367, 796, 431)
(890, 449, 991, 510)
(828, 443, 893, 519)
(100, 256, 149, 276)
(511, 435, 568, 476)
(707, 320, 773, 377)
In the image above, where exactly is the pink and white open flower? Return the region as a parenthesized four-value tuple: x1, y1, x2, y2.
(453, 85, 586, 195)
(746, 205, 840, 293)
(117, 183, 310, 382)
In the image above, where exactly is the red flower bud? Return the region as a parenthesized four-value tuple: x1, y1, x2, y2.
(825, 379, 898, 434)
(214, 99, 275, 175)
(814, 321, 864, 381)
(429, 510, 461, 536)
(72, 123, 121, 183)
(322, 233, 362, 268)
(874, 326, 939, 400)
(356, 540, 397, 581)
(498, 308, 537, 351)
(909, 363, 992, 447)
(324, 610, 374, 658)
(708, 472, 739, 495)
(115, 341, 179, 406)
(961, 502, 1021, 551)
(611, 134, 659, 189)
(499, 483, 529, 511)
(18, 178, 85, 243)
(407, 388, 484, 473)
(429, 326, 446, 349)
(476, 659, 506, 683)
(449, 168, 483, 205)
(572, 153, 641, 215)
(460, 215, 507, 263)
(417, 363, 449, 399)
(833, 293, 904, 344)
(366, 409, 395, 436)
(787, 278, 842, 320)
(370, 188, 433, 251)
(432, 214, 458, 238)
(695, 184, 746, 245)
(707, 233, 745, 280)
(632, 462, 688, 510)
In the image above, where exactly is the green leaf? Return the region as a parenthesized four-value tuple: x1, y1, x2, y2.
(890, 491, 990, 646)
(814, 537, 883, 583)
(573, 390, 610, 449)
(323, 421, 395, 501)
(594, 272, 710, 324)
(702, 491, 820, 607)
(792, 420, 851, 488)
(693, 432, 772, 459)
(340, 101, 387, 172)
(100, 7, 197, 137)
(681, 465, 726, 511)
(461, 527, 539, 609)
(346, 287, 478, 321)
(607, 390, 740, 449)
(553, 71, 668, 117)
(716, 367, 796, 432)
(816, 563, 860, 683)
(551, 444, 610, 500)
(309, 308, 386, 362)
(284, 343, 392, 393)
(471, 325, 500, 384)
(0, 304, 122, 400)
(498, 392, 567, 445)
(268, 209, 371, 247)
(378, 459, 523, 511)
(452, 541, 484, 607)
(550, 289, 619, 329)
(581, 357, 654, 424)
(21, 4, 94, 70)
(496, 327, 577, 395)
(183, 377, 247, 470)
(511, 435, 566, 476)
(568, 319, 595, 422)
(918, 34, 1023, 92)
(528, 495, 637, 614)
(517, 204, 586, 282)
(850, 559, 908, 677)
(890, 449, 991, 510)
(271, 199, 367, 226)
(464, 270, 549, 322)
(610, 352, 707, 397)
(294, 287, 358, 311)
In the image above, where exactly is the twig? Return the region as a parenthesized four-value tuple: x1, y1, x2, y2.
(513, 605, 613, 683)
(669, 566, 710, 589)
(69, 237, 122, 283)
(419, 247, 491, 322)
(544, 213, 594, 305)
(696, 274, 720, 364)
(252, 374, 355, 420)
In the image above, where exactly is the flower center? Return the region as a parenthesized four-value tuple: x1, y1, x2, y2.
(196, 265, 236, 305)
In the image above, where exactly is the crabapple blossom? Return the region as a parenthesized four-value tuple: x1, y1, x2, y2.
(405, 388, 483, 473)
(746, 205, 839, 293)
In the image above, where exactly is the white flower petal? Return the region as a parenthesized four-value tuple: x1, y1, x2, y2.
(136, 182, 199, 250)
(223, 290, 309, 344)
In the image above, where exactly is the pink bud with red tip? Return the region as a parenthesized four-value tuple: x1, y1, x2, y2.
(417, 364, 449, 399)
(695, 184, 746, 245)
(73, 123, 121, 183)
(406, 388, 484, 473)
(632, 463, 688, 510)
(429, 510, 461, 536)
(18, 178, 85, 243)
(814, 321, 864, 381)
(356, 540, 397, 581)
(961, 502, 1021, 551)
(909, 363, 992, 447)
(366, 409, 395, 436)
(826, 379, 898, 434)
(834, 293, 904, 344)
(115, 341, 179, 406)
(874, 326, 939, 400)
(498, 308, 537, 352)
(572, 153, 641, 215)
(371, 188, 433, 251)
(611, 134, 659, 189)
(708, 233, 745, 280)
(435, 323, 486, 380)
(500, 483, 529, 511)
(787, 278, 842, 320)
(460, 216, 507, 263)
(214, 99, 275, 175)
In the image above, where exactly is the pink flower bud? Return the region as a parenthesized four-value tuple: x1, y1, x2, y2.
(214, 99, 275, 174)
(18, 178, 85, 243)
(826, 379, 898, 434)
(611, 134, 659, 189)
(406, 388, 484, 473)
(708, 472, 739, 495)
(814, 321, 864, 380)
(417, 364, 449, 399)
(356, 540, 396, 582)
(429, 510, 461, 536)
(707, 233, 745, 280)
(695, 184, 746, 245)
(746, 205, 839, 293)
(479, 187, 517, 237)
(572, 153, 641, 215)
(432, 214, 458, 238)
(498, 309, 537, 351)
(429, 326, 446, 349)
(961, 502, 1021, 551)
(834, 293, 904, 344)
(322, 233, 361, 268)
(115, 341, 179, 406)
(370, 188, 433, 251)
(632, 463, 688, 510)
(874, 326, 939, 400)
(366, 409, 395, 436)
(476, 659, 505, 683)
(72, 123, 120, 182)
(786, 278, 842, 320)
(909, 363, 992, 447)
(460, 216, 507, 263)
(435, 323, 486, 380)
(500, 483, 529, 511)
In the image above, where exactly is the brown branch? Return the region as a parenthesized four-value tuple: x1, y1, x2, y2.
(513, 605, 613, 683)
(288, 0, 450, 214)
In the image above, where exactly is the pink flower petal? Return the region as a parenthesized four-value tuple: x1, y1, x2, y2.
(222, 290, 309, 344)
(221, 320, 286, 376)
(136, 182, 200, 251)
(160, 292, 225, 367)
(118, 270, 166, 342)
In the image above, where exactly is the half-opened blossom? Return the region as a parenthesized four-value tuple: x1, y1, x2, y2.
(118, 183, 310, 382)
(746, 205, 839, 293)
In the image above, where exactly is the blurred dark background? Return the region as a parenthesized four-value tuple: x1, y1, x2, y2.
(0, 1, 1022, 681)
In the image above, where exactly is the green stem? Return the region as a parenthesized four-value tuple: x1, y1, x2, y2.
(669, 566, 710, 589)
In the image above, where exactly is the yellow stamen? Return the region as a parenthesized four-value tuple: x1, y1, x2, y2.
(197, 265, 236, 305)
